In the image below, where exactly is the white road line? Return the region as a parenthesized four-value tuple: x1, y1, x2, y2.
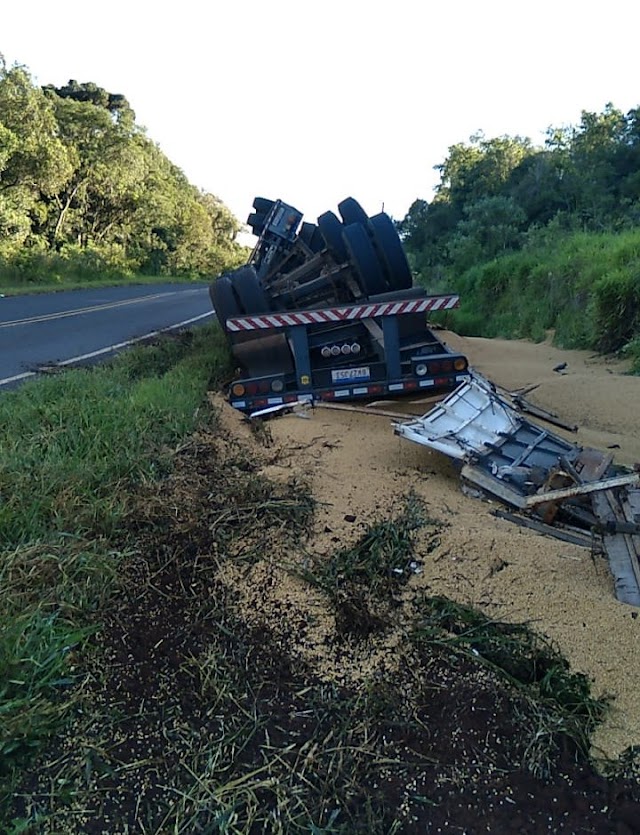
(0, 370, 37, 386)
(0, 311, 215, 388)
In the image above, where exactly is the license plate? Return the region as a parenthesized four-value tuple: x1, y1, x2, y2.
(331, 366, 370, 383)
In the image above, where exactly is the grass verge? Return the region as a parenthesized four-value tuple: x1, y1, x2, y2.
(0, 325, 232, 819)
(0, 326, 231, 547)
(2, 345, 634, 832)
(426, 228, 640, 366)
(0, 273, 209, 296)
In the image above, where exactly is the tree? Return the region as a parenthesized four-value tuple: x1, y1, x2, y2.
(42, 88, 143, 247)
(0, 61, 74, 253)
(435, 133, 532, 209)
(568, 104, 627, 227)
(507, 151, 571, 225)
(447, 196, 526, 271)
(42, 80, 135, 128)
(0, 58, 243, 278)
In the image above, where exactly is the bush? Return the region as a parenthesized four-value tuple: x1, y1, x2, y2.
(590, 269, 640, 352)
(440, 229, 640, 361)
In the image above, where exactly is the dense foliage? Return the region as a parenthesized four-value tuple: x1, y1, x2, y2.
(0, 58, 245, 282)
(401, 104, 640, 276)
(400, 104, 640, 366)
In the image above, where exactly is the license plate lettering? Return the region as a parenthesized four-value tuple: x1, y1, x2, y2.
(331, 366, 370, 383)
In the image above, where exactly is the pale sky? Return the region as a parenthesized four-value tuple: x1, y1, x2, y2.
(2, 0, 639, 230)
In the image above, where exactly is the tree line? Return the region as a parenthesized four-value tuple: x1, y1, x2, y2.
(0, 58, 245, 279)
(400, 104, 640, 280)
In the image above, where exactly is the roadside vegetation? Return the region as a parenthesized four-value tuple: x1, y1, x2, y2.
(0, 57, 246, 290)
(0, 325, 232, 821)
(0, 326, 231, 548)
(0, 273, 210, 297)
(400, 104, 640, 371)
(434, 229, 640, 372)
(2, 59, 640, 829)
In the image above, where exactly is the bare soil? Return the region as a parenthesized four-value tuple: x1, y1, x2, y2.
(11, 332, 640, 834)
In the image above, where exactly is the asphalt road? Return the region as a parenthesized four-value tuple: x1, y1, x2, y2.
(0, 283, 215, 388)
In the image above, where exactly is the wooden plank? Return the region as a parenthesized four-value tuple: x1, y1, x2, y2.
(523, 473, 640, 508)
(621, 489, 640, 566)
(460, 464, 528, 509)
(512, 396, 578, 433)
(492, 509, 594, 549)
(591, 490, 640, 607)
(625, 488, 640, 519)
(315, 402, 418, 420)
(511, 383, 540, 397)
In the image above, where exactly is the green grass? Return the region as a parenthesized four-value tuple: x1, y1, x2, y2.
(0, 327, 231, 547)
(0, 325, 232, 795)
(425, 228, 640, 362)
(0, 273, 208, 296)
(0, 322, 629, 831)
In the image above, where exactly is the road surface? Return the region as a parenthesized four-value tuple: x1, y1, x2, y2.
(0, 283, 214, 388)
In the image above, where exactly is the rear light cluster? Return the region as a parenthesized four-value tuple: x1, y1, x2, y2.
(231, 378, 284, 397)
(230, 355, 469, 405)
(415, 357, 467, 376)
(320, 342, 361, 358)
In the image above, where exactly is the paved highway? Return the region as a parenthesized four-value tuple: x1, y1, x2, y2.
(0, 283, 214, 388)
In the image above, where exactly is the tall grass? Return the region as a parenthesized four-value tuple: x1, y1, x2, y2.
(429, 228, 640, 364)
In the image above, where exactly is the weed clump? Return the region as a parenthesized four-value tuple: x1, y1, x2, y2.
(301, 492, 437, 636)
(411, 594, 610, 775)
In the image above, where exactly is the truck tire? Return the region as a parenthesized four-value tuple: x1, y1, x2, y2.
(342, 223, 388, 296)
(210, 275, 241, 331)
(252, 197, 274, 214)
(317, 211, 348, 263)
(247, 211, 266, 236)
(231, 266, 270, 314)
(367, 213, 412, 290)
(338, 197, 369, 226)
(299, 222, 324, 253)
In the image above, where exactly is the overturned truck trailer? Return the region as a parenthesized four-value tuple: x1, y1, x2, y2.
(210, 197, 470, 414)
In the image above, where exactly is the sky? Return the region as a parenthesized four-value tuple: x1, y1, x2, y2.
(3, 0, 640, 232)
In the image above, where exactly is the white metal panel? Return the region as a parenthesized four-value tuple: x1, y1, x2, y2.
(395, 378, 520, 460)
